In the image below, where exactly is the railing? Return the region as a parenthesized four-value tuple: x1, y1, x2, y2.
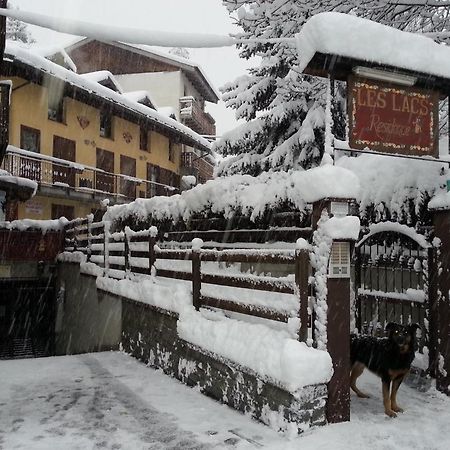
(180, 96, 216, 136)
(63, 219, 312, 342)
(1, 151, 179, 199)
(181, 151, 214, 183)
(0, 228, 63, 261)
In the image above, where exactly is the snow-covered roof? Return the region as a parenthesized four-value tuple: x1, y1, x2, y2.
(3, 42, 211, 153)
(158, 106, 178, 119)
(65, 38, 220, 103)
(80, 70, 123, 93)
(32, 44, 77, 72)
(123, 90, 157, 110)
(296, 12, 450, 91)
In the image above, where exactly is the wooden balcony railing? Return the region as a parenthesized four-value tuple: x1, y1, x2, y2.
(180, 96, 216, 137)
(181, 151, 215, 183)
(1, 150, 179, 200)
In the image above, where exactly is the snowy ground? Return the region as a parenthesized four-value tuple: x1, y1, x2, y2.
(0, 352, 449, 450)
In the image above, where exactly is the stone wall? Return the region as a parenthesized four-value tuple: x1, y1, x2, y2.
(56, 262, 328, 433)
(120, 297, 327, 433)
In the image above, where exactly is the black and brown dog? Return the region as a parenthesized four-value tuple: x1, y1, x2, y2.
(350, 322, 420, 417)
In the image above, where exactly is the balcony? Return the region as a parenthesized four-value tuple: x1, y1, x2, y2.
(181, 151, 215, 184)
(1, 149, 179, 202)
(179, 96, 216, 137)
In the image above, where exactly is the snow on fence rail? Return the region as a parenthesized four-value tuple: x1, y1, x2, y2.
(62, 218, 311, 341)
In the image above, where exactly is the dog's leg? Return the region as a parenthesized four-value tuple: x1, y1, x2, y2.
(390, 376, 405, 413)
(382, 380, 397, 417)
(350, 362, 370, 398)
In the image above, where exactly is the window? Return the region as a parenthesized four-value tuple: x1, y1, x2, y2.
(20, 125, 40, 153)
(120, 155, 136, 198)
(53, 136, 76, 186)
(51, 204, 74, 221)
(140, 127, 149, 152)
(96, 148, 115, 193)
(48, 91, 64, 122)
(146, 163, 160, 198)
(168, 141, 175, 162)
(100, 110, 113, 138)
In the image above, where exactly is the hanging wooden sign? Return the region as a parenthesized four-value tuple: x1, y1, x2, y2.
(348, 76, 439, 157)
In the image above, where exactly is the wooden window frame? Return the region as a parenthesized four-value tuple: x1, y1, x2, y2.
(48, 97, 65, 123)
(20, 125, 41, 153)
(168, 141, 175, 162)
(99, 110, 113, 139)
(140, 127, 150, 152)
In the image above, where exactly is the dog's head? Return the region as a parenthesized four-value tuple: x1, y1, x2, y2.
(385, 322, 421, 353)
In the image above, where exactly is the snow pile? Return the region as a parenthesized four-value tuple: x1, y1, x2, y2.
(96, 276, 192, 314)
(310, 214, 332, 350)
(105, 165, 360, 224)
(320, 216, 360, 240)
(57, 251, 87, 264)
(85, 270, 331, 391)
(178, 307, 333, 392)
(0, 168, 38, 195)
(429, 191, 450, 211)
(358, 288, 426, 304)
(336, 153, 446, 221)
(1, 217, 68, 233)
(296, 12, 450, 79)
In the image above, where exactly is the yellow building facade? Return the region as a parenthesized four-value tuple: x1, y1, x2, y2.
(0, 46, 210, 221)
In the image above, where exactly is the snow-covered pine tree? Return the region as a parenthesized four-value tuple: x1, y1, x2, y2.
(6, 5, 35, 44)
(215, 0, 450, 176)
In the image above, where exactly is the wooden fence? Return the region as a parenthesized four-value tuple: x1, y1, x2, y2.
(63, 218, 312, 342)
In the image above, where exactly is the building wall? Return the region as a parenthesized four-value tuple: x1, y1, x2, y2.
(2, 75, 182, 220)
(116, 72, 184, 116)
(68, 40, 179, 76)
(56, 263, 121, 355)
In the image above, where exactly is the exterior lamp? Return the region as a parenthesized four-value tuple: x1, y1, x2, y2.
(352, 66, 417, 87)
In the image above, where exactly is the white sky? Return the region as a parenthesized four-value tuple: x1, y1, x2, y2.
(8, 0, 253, 135)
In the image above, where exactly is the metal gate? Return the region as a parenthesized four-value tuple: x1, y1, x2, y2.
(354, 227, 437, 373)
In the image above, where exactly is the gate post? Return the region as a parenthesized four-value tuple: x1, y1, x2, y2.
(312, 199, 359, 423)
(327, 273, 351, 423)
(431, 207, 450, 394)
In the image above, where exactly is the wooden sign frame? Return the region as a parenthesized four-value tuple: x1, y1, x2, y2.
(348, 75, 439, 158)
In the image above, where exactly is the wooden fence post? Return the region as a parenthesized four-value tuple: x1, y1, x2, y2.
(86, 214, 93, 262)
(295, 249, 309, 342)
(149, 234, 156, 276)
(124, 229, 130, 277)
(103, 221, 110, 274)
(73, 220, 78, 251)
(192, 239, 203, 310)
